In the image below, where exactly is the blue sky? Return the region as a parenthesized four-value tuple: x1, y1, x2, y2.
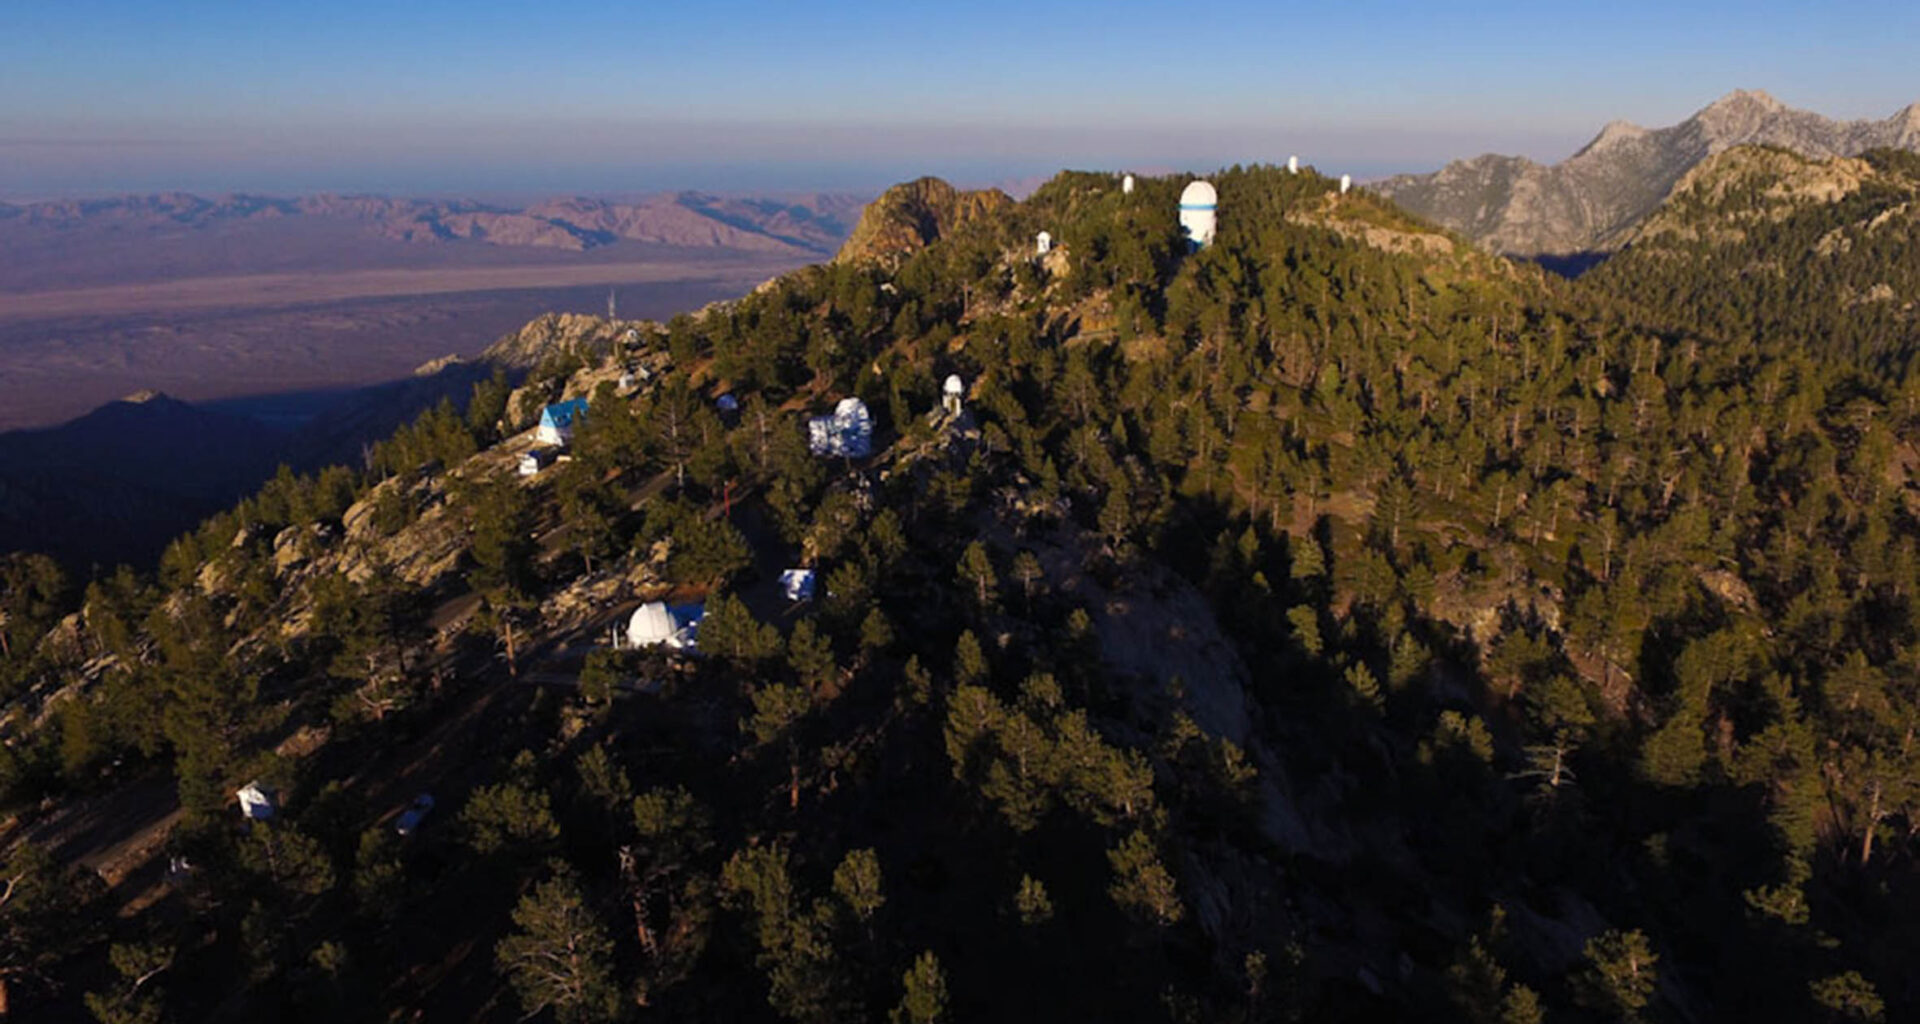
(3, 0, 1917, 198)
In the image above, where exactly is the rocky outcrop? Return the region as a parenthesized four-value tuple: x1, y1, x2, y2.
(1375, 90, 1920, 257)
(478, 312, 630, 371)
(834, 177, 1013, 265)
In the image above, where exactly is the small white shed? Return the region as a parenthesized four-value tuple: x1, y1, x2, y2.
(780, 569, 817, 603)
(236, 781, 277, 821)
(518, 449, 557, 477)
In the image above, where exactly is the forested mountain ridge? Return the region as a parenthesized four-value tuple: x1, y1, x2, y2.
(1, 164, 1918, 1023)
(1585, 145, 1920, 371)
(1374, 89, 1920, 258)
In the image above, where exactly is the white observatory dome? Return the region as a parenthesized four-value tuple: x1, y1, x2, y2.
(1178, 180, 1218, 249)
(628, 602, 678, 648)
(1179, 180, 1217, 207)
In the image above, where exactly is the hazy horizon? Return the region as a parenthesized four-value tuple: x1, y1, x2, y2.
(8, 0, 1918, 200)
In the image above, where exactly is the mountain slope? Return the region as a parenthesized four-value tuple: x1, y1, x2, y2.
(9, 167, 1920, 1023)
(1375, 90, 1920, 257)
(1580, 145, 1920, 367)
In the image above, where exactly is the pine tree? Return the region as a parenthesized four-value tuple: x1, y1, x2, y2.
(495, 869, 620, 1024)
(891, 951, 948, 1024)
(1574, 928, 1658, 1021)
(957, 542, 998, 614)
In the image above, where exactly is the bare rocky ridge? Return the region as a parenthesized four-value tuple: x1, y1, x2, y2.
(834, 176, 1014, 265)
(1374, 90, 1920, 258)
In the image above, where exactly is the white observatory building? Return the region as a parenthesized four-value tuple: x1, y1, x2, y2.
(1287, 156, 1299, 174)
(1035, 230, 1052, 256)
(1122, 173, 1136, 194)
(1339, 174, 1352, 195)
(1179, 180, 1217, 250)
(942, 374, 966, 416)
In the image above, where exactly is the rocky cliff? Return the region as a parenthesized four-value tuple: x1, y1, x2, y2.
(833, 176, 1014, 265)
(1374, 90, 1920, 258)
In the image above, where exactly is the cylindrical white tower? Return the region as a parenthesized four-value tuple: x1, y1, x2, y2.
(1036, 230, 1053, 255)
(1122, 173, 1136, 194)
(1339, 174, 1352, 195)
(1178, 180, 1217, 249)
(1287, 155, 1299, 174)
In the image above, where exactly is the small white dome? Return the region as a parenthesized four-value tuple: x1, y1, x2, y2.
(1179, 180, 1217, 208)
(943, 374, 965, 396)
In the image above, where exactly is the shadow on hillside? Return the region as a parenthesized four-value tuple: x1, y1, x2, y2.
(0, 361, 501, 573)
(1528, 250, 1611, 278)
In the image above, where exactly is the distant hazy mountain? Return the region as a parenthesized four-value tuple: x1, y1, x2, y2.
(1373, 90, 1920, 259)
(0, 189, 867, 259)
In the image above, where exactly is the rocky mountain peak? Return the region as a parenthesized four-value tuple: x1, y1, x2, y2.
(1375, 90, 1920, 258)
(1705, 88, 1785, 114)
(1690, 88, 1802, 141)
(834, 177, 1013, 265)
(1897, 103, 1920, 134)
(1579, 119, 1650, 156)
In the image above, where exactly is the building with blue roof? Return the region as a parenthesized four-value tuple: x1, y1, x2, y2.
(535, 398, 589, 447)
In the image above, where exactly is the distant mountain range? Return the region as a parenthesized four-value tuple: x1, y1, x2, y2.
(0, 189, 866, 260)
(1373, 90, 1920, 259)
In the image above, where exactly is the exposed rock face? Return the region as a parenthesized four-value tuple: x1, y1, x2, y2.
(834, 177, 1014, 265)
(1375, 90, 1920, 257)
(479, 312, 628, 371)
